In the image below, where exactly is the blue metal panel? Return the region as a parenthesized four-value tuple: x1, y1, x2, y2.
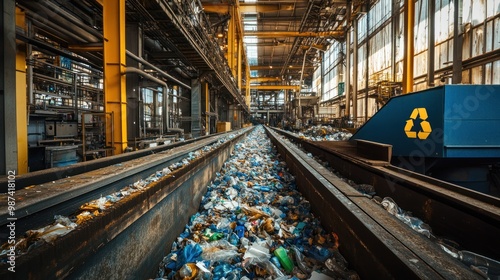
(443, 85, 500, 157)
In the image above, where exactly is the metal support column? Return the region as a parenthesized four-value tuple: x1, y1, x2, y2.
(352, 15, 358, 122)
(427, 0, 435, 87)
(238, 40, 243, 91)
(126, 23, 142, 140)
(103, 0, 127, 154)
(345, 0, 352, 118)
(15, 7, 28, 174)
(392, 0, 400, 85)
(228, 6, 236, 77)
(452, 0, 463, 84)
(229, 104, 239, 129)
(245, 65, 251, 106)
(298, 49, 308, 119)
(203, 82, 209, 136)
(1, 0, 19, 175)
(191, 79, 201, 137)
(364, 1, 370, 121)
(403, 0, 415, 93)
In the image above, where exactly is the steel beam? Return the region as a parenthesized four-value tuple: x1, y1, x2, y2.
(238, 38, 243, 91)
(191, 79, 201, 137)
(228, 5, 236, 77)
(452, 0, 463, 84)
(244, 31, 343, 38)
(245, 62, 251, 106)
(352, 15, 358, 121)
(250, 65, 314, 70)
(15, 8, 28, 174)
(125, 23, 141, 140)
(103, 0, 127, 154)
(1, 0, 17, 175)
(402, 0, 415, 93)
(246, 85, 300, 91)
(67, 44, 103, 52)
(204, 82, 209, 136)
(203, 3, 294, 14)
(345, 1, 351, 118)
(250, 77, 281, 83)
(427, 0, 435, 87)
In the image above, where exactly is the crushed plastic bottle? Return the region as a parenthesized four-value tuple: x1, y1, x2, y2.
(381, 197, 432, 238)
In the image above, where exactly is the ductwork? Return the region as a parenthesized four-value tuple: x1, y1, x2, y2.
(26, 10, 86, 43)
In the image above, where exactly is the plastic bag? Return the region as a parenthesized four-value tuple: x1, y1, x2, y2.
(176, 242, 203, 270)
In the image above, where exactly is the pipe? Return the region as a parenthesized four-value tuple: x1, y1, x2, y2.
(26, 11, 87, 43)
(144, 37, 163, 53)
(39, 0, 103, 41)
(123, 67, 167, 89)
(19, 1, 100, 43)
(126, 50, 191, 90)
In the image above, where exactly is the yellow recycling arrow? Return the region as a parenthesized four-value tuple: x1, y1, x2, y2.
(404, 108, 432, 140)
(404, 119, 417, 138)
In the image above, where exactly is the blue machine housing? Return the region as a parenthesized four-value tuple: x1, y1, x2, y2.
(350, 85, 500, 193)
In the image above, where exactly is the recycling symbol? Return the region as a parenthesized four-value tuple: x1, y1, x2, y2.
(404, 108, 432, 140)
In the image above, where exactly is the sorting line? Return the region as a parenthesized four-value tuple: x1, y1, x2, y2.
(265, 126, 481, 279)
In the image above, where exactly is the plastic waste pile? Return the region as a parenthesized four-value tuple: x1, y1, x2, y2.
(0, 134, 238, 259)
(295, 125, 352, 141)
(156, 126, 359, 280)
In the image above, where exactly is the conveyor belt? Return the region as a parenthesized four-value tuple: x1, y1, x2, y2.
(0, 135, 223, 238)
(268, 126, 500, 278)
(0, 133, 227, 192)
(1, 125, 499, 279)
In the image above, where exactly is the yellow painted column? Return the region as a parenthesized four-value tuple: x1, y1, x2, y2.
(103, 0, 127, 153)
(238, 39, 242, 90)
(402, 0, 415, 94)
(228, 6, 237, 77)
(15, 8, 28, 174)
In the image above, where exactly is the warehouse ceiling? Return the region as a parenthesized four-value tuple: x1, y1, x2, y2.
(15, 0, 350, 108)
(202, 0, 347, 87)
